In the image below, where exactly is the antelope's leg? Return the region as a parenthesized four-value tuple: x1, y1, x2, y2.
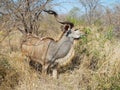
(52, 69, 58, 78)
(52, 62, 60, 79)
(42, 62, 49, 75)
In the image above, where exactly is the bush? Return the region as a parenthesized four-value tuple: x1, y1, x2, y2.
(0, 56, 20, 90)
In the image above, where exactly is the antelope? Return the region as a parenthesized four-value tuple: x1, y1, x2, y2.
(21, 10, 84, 78)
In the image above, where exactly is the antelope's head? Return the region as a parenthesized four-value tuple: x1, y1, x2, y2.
(61, 24, 84, 39)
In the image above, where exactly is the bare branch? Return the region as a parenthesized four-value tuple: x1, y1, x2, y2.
(35, 0, 51, 20)
(0, 0, 53, 36)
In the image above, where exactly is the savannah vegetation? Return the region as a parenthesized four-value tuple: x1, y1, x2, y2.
(0, 0, 120, 90)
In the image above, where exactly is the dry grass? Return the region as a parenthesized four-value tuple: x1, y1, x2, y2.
(0, 25, 120, 90)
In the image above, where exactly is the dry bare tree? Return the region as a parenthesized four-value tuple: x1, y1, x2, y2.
(109, 2, 120, 37)
(79, 0, 103, 25)
(0, 0, 54, 35)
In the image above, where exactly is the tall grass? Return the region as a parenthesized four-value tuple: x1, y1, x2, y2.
(0, 18, 120, 90)
(74, 25, 120, 89)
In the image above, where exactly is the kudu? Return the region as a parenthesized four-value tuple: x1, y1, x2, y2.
(21, 10, 84, 78)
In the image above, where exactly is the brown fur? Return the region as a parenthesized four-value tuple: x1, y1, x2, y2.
(21, 35, 52, 65)
(21, 31, 74, 75)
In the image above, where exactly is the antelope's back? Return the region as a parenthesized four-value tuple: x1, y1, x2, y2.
(21, 36, 52, 62)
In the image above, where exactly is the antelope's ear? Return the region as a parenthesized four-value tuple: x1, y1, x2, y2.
(61, 24, 70, 32)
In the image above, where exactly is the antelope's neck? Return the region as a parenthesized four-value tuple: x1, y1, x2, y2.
(57, 35, 74, 46)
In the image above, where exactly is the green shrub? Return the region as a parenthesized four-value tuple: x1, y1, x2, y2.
(104, 26, 114, 40)
(0, 56, 19, 90)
